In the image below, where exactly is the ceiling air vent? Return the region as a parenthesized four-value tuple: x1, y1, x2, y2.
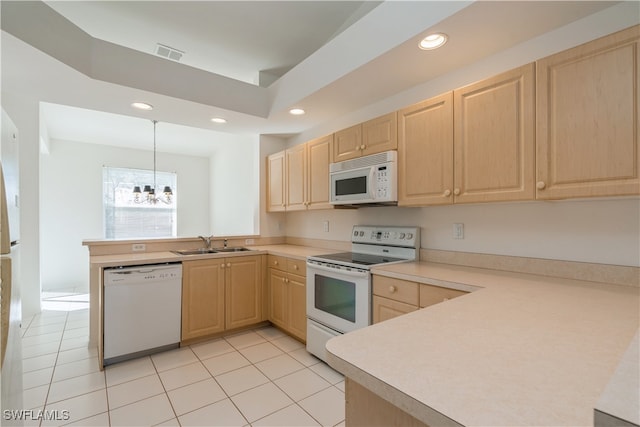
(155, 44, 184, 62)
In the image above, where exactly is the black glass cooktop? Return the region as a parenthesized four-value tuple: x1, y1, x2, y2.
(313, 252, 404, 266)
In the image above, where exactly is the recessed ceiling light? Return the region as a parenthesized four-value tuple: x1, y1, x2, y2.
(419, 33, 448, 50)
(131, 102, 153, 111)
(289, 108, 305, 115)
(211, 117, 227, 124)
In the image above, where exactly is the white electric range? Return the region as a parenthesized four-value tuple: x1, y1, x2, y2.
(306, 225, 420, 362)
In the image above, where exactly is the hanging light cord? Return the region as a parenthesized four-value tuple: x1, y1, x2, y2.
(153, 120, 157, 197)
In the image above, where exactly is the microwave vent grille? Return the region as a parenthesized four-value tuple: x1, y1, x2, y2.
(331, 150, 397, 172)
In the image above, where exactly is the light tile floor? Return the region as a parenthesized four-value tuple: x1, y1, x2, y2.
(20, 291, 345, 426)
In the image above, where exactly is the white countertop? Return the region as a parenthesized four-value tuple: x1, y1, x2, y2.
(88, 244, 335, 267)
(326, 261, 640, 427)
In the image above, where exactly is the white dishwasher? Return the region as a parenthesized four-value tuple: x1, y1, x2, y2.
(103, 263, 182, 366)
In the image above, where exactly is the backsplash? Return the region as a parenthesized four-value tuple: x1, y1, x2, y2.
(282, 197, 640, 268)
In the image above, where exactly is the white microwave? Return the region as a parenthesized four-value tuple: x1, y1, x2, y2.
(330, 150, 397, 206)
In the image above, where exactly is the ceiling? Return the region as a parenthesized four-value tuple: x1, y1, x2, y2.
(43, 1, 380, 86)
(0, 1, 631, 156)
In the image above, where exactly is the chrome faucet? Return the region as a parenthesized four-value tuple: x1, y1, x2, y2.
(198, 235, 214, 249)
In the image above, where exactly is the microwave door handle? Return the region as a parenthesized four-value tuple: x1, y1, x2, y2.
(368, 167, 376, 199)
(308, 263, 369, 278)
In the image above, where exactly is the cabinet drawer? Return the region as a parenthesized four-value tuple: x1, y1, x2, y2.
(268, 255, 287, 271)
(419, 284, 468, 308)
(372, 276, 419, 305)
(287, 258, 306, 276)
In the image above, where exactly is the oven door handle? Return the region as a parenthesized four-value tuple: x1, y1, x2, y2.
(307, 262, 369, 278)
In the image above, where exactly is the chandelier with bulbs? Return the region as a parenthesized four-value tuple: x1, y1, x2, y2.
(132, 120, 173, 204)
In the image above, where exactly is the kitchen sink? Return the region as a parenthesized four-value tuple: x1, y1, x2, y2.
(172, 248, 218, 255)
(172, 247, 251, 255)
(214, 247, 251, 252)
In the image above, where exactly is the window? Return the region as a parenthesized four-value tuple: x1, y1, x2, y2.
(103, 167, 177, 239)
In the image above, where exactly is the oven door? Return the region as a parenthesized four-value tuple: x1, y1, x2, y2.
(306, 260, 371, 333)
(330, 166, 375, 204)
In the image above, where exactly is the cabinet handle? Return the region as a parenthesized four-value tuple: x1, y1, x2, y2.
(293, 265, 298, 270)
(221, 264, 225, 269)
(453, 188, 461, 196)
(285, 278, 289, 283)
(282, 277, 286, 282)
(443, 189, 451, 197)
(389, 286, 396, 293)
(274, 261, 279, 265)
(360, 144, 365, 150)
(227, 263, 231, 268)
(536, 181, 546, 190)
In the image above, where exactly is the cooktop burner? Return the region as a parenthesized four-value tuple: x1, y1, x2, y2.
(313, 252, 405, 266)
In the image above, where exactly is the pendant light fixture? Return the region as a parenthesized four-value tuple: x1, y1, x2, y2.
(132, 120, 173, 204)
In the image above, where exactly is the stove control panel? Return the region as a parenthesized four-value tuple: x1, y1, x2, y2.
(352, 225, 420, 248)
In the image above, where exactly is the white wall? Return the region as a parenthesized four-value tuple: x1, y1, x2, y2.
(209, 135, 260, 236)
(40, 139, 210, 291)
(285, 198, 640, 267)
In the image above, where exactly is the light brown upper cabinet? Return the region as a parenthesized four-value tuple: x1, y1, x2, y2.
(333, 112, 397, 162)
(306, 135, 334, 210)
(536, 25, 640, 199)
(266, 151, 286, 212)
(398, 92, 454, 206)
(453, 63, 535, 203)
(269, 135, 334, 212)
(285, 144, 307, 211)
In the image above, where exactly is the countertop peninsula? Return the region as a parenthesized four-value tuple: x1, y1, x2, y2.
(326, 261, 639, 427)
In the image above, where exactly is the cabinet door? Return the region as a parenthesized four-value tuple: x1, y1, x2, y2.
(333, 124, 362, 162)
(286, 144, 307, 211)
(267, 151, 286, 212)
(372, 296, 417, 324)
(398, 93, 454, 206)
(536, 25, 640, 199)
(306, 135, 333, 210)
(454, 63, 535, 203)
(268, 269, 287, 329)
(287, 273, 307, 341)
(225, 255, 262, 330)
(182, 259, 225, 340)
(419, 284, 468, 308)
(362, 112, 397, 157)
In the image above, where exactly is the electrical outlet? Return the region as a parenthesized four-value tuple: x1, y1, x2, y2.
(245, 238, 255, 245)
(323, 221, 330, 232)
(132, 243, 146, 252)
(453, 223, 464, 239)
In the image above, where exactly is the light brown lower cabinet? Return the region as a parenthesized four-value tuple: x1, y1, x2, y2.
(267, 255, 307, 341)
(372, 274, 469, 324)
(372, 275, 419, 324)
(181, 255, 264, 342)
(225, 255, 264, 330)
(372, 297, 418, 324)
